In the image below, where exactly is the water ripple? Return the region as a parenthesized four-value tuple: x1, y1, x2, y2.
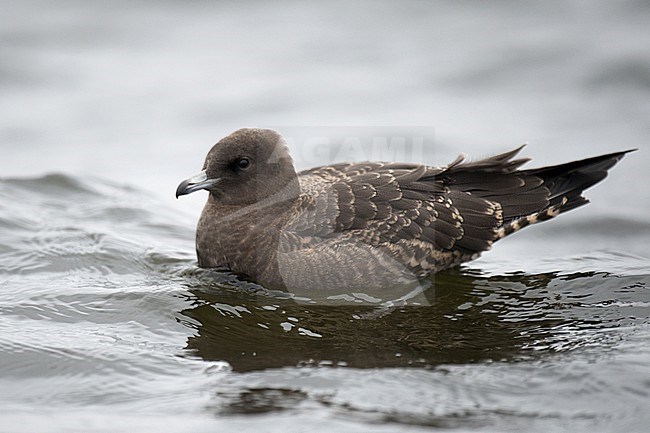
(0, 172, 649, 432)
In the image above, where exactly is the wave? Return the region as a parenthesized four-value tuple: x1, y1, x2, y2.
(0, 173, 196, 276)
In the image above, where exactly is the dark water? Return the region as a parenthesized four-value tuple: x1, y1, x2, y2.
(2, 1, 650, 432)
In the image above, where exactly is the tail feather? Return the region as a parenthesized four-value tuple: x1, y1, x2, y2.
(522, 149, 634, 213)
(446, 147, 634, 245)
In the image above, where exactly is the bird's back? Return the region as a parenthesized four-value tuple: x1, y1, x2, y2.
(272, 147, 629, 292)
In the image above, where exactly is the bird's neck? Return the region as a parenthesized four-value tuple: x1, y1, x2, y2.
(195, 191, 298, 277)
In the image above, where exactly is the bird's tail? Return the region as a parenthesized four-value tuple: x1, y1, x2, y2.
(495, 149, 634, 239)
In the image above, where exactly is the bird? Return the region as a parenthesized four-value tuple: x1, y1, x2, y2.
(176, 128, 631, 293)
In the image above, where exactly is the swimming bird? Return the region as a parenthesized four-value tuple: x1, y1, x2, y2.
(176, 128, 630, 292)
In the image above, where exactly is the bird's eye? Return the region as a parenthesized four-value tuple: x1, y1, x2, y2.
(236, 158, 251, 170)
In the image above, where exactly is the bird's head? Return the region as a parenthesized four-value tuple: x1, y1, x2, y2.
(176, 128, 300, 205)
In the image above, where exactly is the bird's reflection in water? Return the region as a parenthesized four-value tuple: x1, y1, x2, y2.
(178, 267, 610, 374)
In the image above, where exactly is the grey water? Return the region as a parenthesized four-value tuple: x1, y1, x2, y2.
(1, 1, 650, 432)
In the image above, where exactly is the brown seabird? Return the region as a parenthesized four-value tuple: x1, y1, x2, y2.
(176, 128, 631, 292)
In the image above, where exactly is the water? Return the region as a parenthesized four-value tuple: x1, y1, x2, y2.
(1, 1, 649, 431)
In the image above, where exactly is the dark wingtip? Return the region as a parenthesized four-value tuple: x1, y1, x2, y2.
(603, 148, 637, 162)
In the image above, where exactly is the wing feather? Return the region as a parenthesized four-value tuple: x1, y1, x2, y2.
(289, 146, 580, 275)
